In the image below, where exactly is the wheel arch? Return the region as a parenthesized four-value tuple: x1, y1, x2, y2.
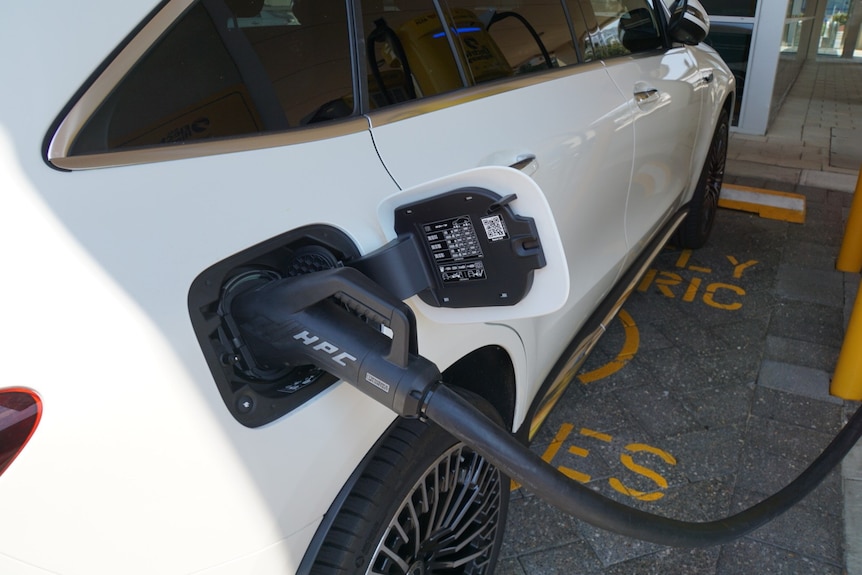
(684, 89, 735, 206)
(441, 344, 517, 430)
(295, 344, 517, 575)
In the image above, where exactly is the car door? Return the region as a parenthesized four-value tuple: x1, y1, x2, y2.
(578, 0, 703, 253)
(362, 0, 636, 392)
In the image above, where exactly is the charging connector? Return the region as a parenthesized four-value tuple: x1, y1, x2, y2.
(231, 267, 440, 417)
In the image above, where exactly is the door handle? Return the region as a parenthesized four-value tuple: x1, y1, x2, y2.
(509, 154, 538, 176)
(634, 88, 659, 105)
(509, 154, 537, 171)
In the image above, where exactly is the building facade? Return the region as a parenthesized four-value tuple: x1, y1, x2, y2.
(705, 0, 861, 134)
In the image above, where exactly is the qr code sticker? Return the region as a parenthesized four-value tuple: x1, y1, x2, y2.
(481, 215, 508, 242)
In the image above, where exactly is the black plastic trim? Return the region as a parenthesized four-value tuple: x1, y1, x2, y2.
(518, 205, 689, 440)
(188, 225, 361, 428)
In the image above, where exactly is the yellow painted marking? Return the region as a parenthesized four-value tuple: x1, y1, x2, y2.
(515, 425, 679, 502)
(559, 466, 591, 483)
(560, 443, 592, 483)
(727, 256, 758, 279)
(577, 310, 640, 384)
(704, 282, 745, 310)
(568, 445, 589, 457)
(543, 423, 576, 462)
(674, 249, 711, 273)
(654, 271, 682, 298)
(683, 277, 702, 302)
(608, 477, 666, 501)
(609, 444, 677, 501)
(511, 423, 574, 490)
(719, 183, 806, 223)
(580, 427, 613, 443)
(638, 269, 658, 292)
(625, 443, 677, 465)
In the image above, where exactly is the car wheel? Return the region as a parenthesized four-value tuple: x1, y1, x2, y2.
(310, 400, 509, 575)
(676, 108, 729, 249)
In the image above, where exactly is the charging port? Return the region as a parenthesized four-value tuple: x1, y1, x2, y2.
(188, 225, 360, 427)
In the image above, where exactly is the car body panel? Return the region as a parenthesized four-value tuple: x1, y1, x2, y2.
(1, 122, 530, 572)
(685, 42, 737, 194)
(603, 47, 705, 252)
(369, 62, 635, 402)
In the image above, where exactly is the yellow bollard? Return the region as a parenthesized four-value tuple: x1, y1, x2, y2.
(837, 167, 862, 272)
(832, 283, 862, 400)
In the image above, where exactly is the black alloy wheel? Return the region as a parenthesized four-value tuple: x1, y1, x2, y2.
(369, 443, 504, 574)
(310, 404, 509, 575)
(676, 107, 729, 249)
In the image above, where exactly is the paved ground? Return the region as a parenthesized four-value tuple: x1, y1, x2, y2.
(498, 183, 857, 574)
(727, 58, 862, 189)
(498, 58, 862, 574)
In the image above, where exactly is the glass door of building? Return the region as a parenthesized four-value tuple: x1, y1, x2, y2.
(818, 0, 862, 57)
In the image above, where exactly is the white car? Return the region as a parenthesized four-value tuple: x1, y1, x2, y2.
(0, 0, 732, 573)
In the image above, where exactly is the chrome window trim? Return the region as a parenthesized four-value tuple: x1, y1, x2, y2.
(365, 60, 605, 127)
(49, 118, 374, 170)
(47, 0, 196, 167)
(55, 61, 605, 170)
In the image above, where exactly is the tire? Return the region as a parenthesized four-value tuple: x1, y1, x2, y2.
(310, 400, 509, 575)
(676, 108, 729, 249)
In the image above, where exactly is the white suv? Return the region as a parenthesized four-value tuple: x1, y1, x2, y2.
(1, 0, 732, 573)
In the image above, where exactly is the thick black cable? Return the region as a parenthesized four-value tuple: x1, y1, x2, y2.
(422, 382, 862, 548)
